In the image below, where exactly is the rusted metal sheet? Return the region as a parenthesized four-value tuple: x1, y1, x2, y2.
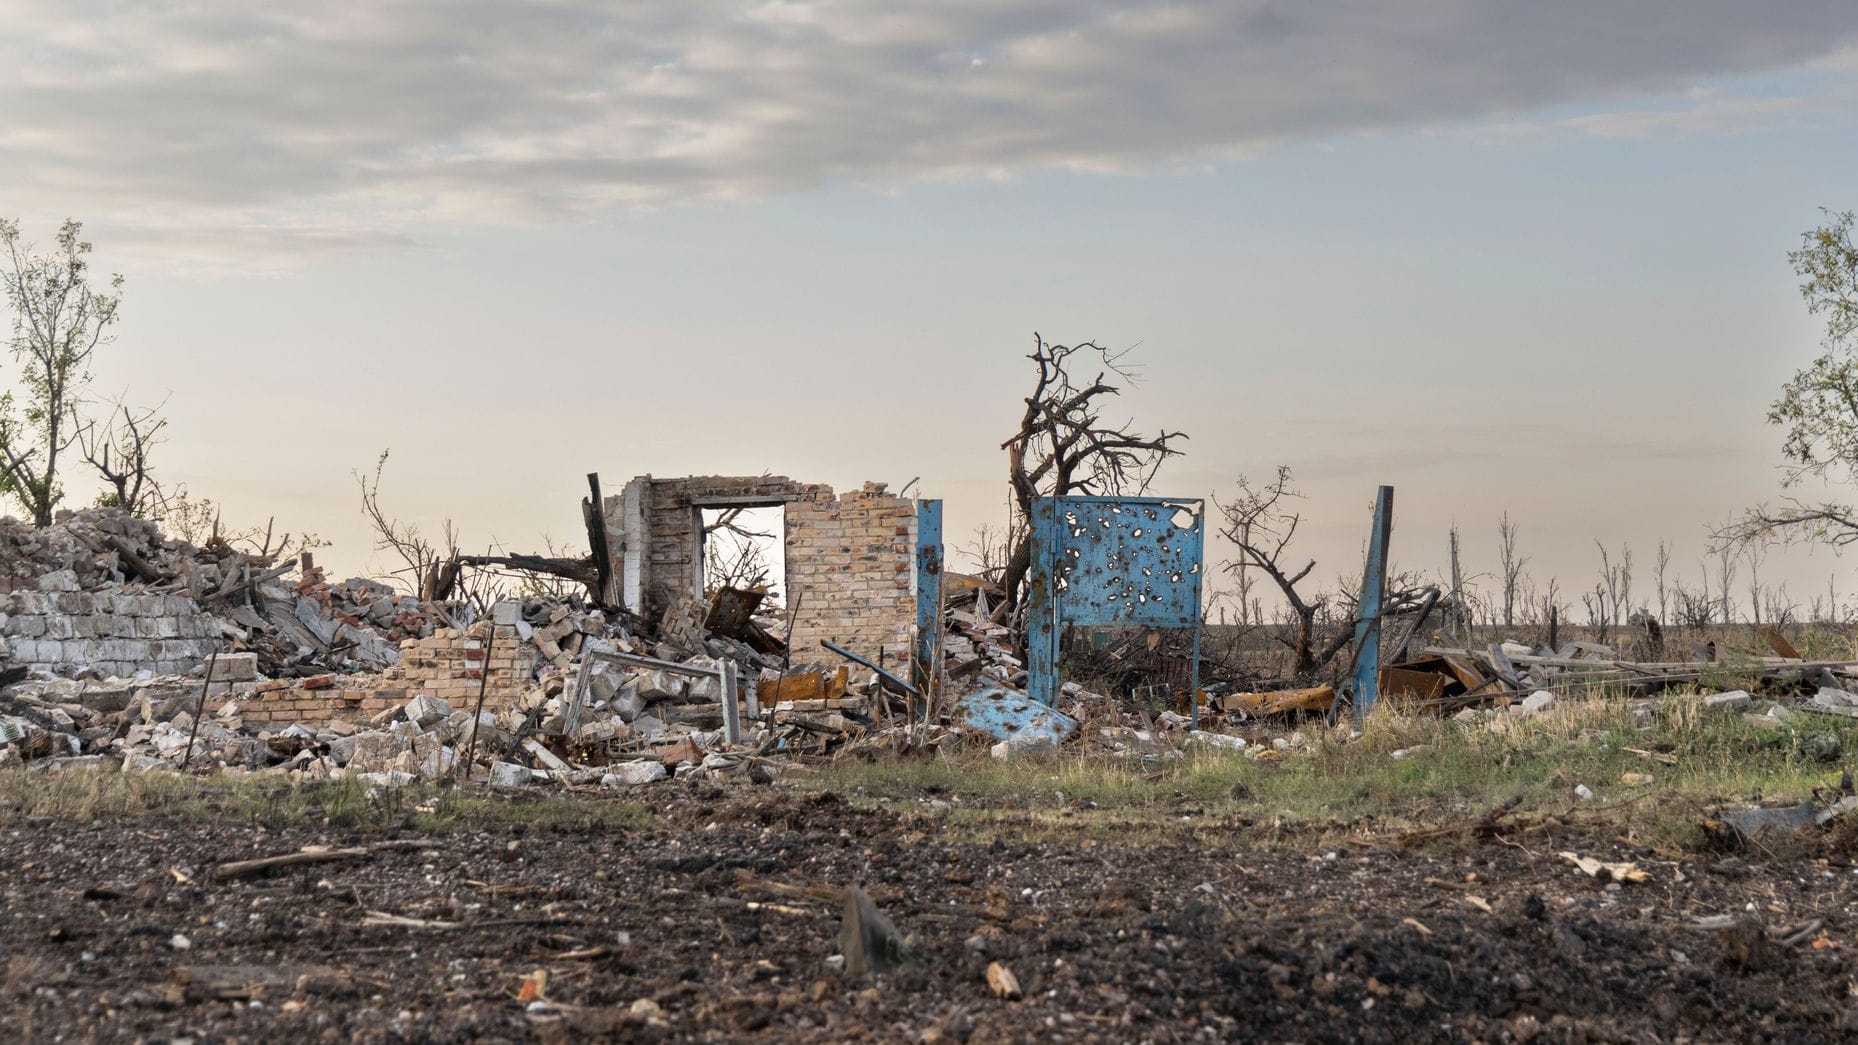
(704, 586, 766, 638)
(1378, 666, 1447, 705)
(1028, 496, 1205, 720)
(1763, 627, 1801, 660)
(756, 667, 849, 707)
(1220, 685, 1336, 716)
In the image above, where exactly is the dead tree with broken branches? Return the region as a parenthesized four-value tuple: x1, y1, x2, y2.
(1216, 467, 1343, 678)
(80, 398, 166, 514)
(997, 334, 1186, 634)
(356, 449, 461, 601)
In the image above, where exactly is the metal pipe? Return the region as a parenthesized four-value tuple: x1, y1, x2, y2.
(461, 623, 498, 780)
(181, 649, 219, 771)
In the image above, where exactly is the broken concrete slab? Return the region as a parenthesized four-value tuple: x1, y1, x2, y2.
(601, 761, 668, 786)
(403, 694, 453, 728)
(1704, 690, 1752, 712)
(488, 762, 533, 788)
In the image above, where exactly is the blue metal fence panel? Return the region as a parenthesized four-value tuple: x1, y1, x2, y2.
(1028, 495, 1205, 711)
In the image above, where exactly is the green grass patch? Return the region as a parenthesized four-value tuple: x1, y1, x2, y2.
(810, 696, 1858, 848)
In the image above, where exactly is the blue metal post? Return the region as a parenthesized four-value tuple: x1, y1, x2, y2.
(1351, 486, 1395, 722)
(913, 499, 943, 696)
(1027, 497, 1061, 705)
(1188, 504, 1206, 731)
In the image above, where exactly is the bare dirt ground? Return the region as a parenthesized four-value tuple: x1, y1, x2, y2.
(5, 779, 1858, 1044)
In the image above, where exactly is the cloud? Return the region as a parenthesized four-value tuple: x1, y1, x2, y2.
(1560, 90, 1818, 139)
(4, 1, 1857, 261)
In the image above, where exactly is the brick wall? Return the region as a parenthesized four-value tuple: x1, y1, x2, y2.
(233, 622, 539, 726)
(786, 482, 917, 665)
(617, 475, 830, 619)
(0, 588, 219, 676)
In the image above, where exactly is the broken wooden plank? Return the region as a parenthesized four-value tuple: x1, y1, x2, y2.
(211, 847, 370, 882)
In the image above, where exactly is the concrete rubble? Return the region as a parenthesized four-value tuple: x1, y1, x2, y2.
(0, 493, 1129, 785)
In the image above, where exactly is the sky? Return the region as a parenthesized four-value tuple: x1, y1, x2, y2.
(4, 2, 1858, 622)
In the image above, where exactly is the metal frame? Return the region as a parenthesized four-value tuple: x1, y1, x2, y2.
(563, 649, 747, 744)
(1027, 495, 1206, 726)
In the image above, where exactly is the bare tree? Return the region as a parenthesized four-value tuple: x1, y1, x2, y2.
(1594, 541, 1621, 644)
(1448, 523, 1467, 639)
(1745, 541, 1767, 628)
(150, 483, 322, 562)
(1674, 581, 1715, 629)
(1580, 585, 1605, 634)
(1763, 582, 1798, 630)
(1537, 576, 1567, 640)
(1497, 513, 1527, 628)
(1216, 467, 1352, 677)
(80, 398, 166, 514)
(998, 334, 1186, 627)
(1654, 540, 1672, 624)
(1713, 543, 1740, 625)
(357, 449, 461, 600)
(702, 507, 776, 593)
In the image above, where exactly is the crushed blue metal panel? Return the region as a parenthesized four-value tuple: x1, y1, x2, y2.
(954, 686, 1078, 744)
(1027, 495, 1205, 723)
(1350, 485, 1395, 722)
(913, 499, 943, 694)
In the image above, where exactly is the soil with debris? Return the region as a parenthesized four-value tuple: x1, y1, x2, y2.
(4, 786, 1857, 1043)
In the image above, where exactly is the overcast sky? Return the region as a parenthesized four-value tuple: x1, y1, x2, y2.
(5, 2, 1858, 620)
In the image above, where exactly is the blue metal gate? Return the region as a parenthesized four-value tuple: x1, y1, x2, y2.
(1027, 495, 1206, 724)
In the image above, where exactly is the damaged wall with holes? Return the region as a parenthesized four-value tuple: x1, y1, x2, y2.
(604, 476, 919, 664)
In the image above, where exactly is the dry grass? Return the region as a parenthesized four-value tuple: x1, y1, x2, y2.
(812, 693, 1858, 849)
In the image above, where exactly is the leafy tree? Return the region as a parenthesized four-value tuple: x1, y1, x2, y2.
(1727, 210, 1858, 546)
(0, 219, 123, 526)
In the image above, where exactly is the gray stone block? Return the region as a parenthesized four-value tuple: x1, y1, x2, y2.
(38, 570, 79, 593)
(404, 694, 453, 727)
(208, 652, 258, 682)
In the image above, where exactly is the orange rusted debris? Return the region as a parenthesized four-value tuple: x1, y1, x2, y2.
(1219, 685, 1336, 715)
(756, 666, 849, 706)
